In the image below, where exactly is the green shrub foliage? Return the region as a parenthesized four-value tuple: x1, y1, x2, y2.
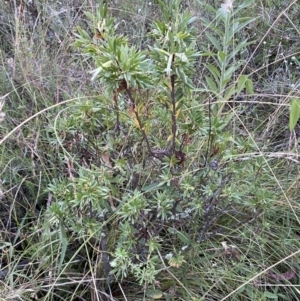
(44, 0, 273, 287)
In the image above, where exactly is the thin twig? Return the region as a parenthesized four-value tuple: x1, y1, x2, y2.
(125, 88, 153, 155)
(113, 92, 120, 132)
(169, 62, 177, 154)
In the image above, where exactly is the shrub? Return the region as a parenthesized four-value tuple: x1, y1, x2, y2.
(34, 0, 286, 299)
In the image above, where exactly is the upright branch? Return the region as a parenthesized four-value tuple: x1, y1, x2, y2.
(73, 0, 200, 161)
(125, 87, 153, 156)
(113, 82, 130, 133)
(169, 57, 176, 154)
(126, 87, 172, 160)
(113, 91, 120, 133)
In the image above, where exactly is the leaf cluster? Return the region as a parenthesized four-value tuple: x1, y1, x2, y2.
(42, 0, 276, 292)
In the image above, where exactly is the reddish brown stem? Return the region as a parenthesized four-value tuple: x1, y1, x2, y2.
(125, 87, 153, 156)
(169, 71, 176, 154)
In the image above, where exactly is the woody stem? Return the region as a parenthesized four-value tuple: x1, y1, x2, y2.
(125, 88, 153, 156)
(169, 71, 176, 154)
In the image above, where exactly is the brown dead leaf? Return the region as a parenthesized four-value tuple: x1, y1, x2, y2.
(108, 193, 116, 211)
(221, 241, 241, 260)
(268, 269, 296, 282)
(101, 152, 112, 168)
(129, 104, 135, 117)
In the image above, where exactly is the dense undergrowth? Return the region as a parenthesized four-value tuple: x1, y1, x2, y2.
(1, 0, 300, 300)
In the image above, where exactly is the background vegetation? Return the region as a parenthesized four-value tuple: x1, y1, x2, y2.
(1, 0, 300, 300)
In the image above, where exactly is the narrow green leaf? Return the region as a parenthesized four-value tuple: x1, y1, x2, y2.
(58, 222, 68, 273)
(237, 75, 247, 93)
(206, 64, 220, 83)
(205, 76, 218, 92)
(103, 2, 108, 17)
(289, 99, 300, 131)
(237, 0, 255, 10)
(77, 27, 91, 40)
(154, 47, 170, 57)
(142, 182, 164, 192)
(200, 51, 217, 57)
(205, 32, 221, 51)
(187, 16, 197, 24)
(185, 78, 195, 89)
(228, 40, 254, 61)
(233, 19, 256, 35)
(224, 84, 236, 100)
(223, 66, 235, 80)
(276, 293, 292, 300)
(176, 67, 186, 83)
(0, 242, 12, 250)
(84, 11, 95, 22)
(90, 67, 103, 81)
(177, 231, 190, 245)
(263, 291, 279, 299)
(245, 78, 254, 94)
(222, 78, 231, 88)
(113, 39, 117, 52)
(218, 51, 226, 63)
